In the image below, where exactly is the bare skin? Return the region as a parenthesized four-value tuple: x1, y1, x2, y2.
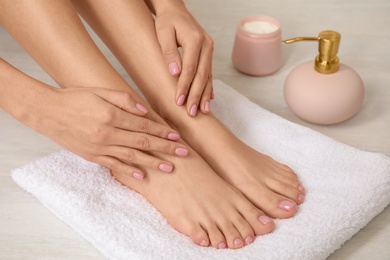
(0, 0, 304, 249)
(71, 0, 305, 219)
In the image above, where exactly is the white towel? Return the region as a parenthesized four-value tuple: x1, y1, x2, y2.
(12, 80, 390, 260)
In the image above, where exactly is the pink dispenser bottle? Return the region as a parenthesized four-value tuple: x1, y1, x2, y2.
(283, 31, 365, 125)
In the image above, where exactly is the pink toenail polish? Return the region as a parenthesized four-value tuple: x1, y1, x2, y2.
(279, 200, 296, 211)
(190, 104, 198, 116)
(159, 163, 173, 173)
(218, 242, 227, 249)
(177, 95, 185, 106)
(234, 238, 242, 246)
(298, 185, 305, 193)
(200, 239, 207, 247)
(298, 194, 305, 202)
(245, 236, 254, 244)
(175, 147, 189, 157)
(167, 133, 180, 141)
(132, 172, 143, 180)
(258, 215, 272, 225)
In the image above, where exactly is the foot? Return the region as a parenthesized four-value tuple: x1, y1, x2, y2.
(203, 133, 305, 219)
(111, 147, 275, 249)
(165, 114, 305, 219)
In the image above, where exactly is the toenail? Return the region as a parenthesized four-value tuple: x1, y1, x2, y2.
(233, 238, 243, 246)
(298, 194, 305, 202)
(199, 239, 207, 247)
(258, 215, 272, 225)
(298, 185, 305, 193)
(218, 242, 227, 249)
(279, 200, 296, 211)
(132, 172, 144, 180)
(245, 236, 254, 244)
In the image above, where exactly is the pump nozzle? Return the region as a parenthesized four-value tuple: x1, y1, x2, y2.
(283, 30, 341, 74)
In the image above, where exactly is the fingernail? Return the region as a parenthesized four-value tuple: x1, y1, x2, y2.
(204, 101, 210, 112)
(177, 95, 185, 106)
(135, 103, 148, 114)
(245, 236, 254, 244)
(168, 62, 180, 76)
(159, 163, 173, 173)
(190, 104, 198, 116)
(298, 185, 305, 193)
(218, 242, 227, 249)
(175, 147, 189, 157)
(298, 194, 305, 202)
(234, 238, 242, 246)
(200, 239, 207, 247)
(168, 133, 180, 141)
(258, 215, 272, 225)
(132, 172, 144, 180)
(279, 200, 296, 211)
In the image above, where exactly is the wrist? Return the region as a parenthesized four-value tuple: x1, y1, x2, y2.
(145, 0, 186, 15)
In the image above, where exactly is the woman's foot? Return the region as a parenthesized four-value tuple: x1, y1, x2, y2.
(165, 113, 305, 219)
(204, 133, 304, 219)
(111, 147, 275, 249)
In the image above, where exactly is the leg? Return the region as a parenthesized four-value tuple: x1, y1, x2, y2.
(72, 0, 305, 219)
(0, 0, 274, 248)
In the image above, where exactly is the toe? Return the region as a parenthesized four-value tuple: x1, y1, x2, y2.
(205, 225, 227, 249)
(218, 221, 244, 249)
(188, 223, 210, 247)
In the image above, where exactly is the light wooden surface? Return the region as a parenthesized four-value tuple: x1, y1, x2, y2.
(1, 0, 389, 259)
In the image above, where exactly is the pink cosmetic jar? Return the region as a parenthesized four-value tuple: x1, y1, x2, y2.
(232, 16, 282, 76)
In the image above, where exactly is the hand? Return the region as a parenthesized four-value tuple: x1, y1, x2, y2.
(37, 87, 188, 180)
(153, 1, 214, 116)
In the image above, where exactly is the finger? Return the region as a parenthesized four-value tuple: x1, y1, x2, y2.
(155, 24, 182, 76)
(199, 79, 213, 114)
(105, 146, 175, 173)
(93, 88, 149, 116)
(114, 110, 183, 141)
(186, 37, 214, 116)
(176, 34, 202, 107)
(95, 155, 145, 180)
(110, 128, 189, 157)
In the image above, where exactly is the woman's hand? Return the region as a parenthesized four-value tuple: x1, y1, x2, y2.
(37, 87, 189, 180)
(150, 0, 214, 116)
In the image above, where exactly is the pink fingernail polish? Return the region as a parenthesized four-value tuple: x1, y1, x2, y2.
(177, 95, 185, 106)
(135, 103, 148, 114)
(204, 101, 210, 112)
(298, 194, 305, 202)
(279, 200, 296, 211)
(258, 215, 272, 225)
(200, 239, 207, 247)
(190, 104, 198, 116)
(218, 242, 227, 249)
(175, 148, 189, 157)
(234, 238, 242, 246)
(298, 185, 305, 193)
(168, 62, 180, 76)
(245, 236, 254, 244)
(132, 172, 144, 180)
(159, 163, 173, 173)
(168, 133, 180, 141)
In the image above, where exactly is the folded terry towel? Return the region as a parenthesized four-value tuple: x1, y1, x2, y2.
(12, 80, 390, 260)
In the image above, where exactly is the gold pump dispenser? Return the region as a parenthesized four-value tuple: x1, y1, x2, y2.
(283, 30, 341, 74)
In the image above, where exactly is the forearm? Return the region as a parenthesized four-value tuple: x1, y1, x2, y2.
(0, 58, 55, 132)
(0, 0, 124, 90)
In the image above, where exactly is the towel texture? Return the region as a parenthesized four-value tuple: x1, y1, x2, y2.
(12, 80, 390, 260)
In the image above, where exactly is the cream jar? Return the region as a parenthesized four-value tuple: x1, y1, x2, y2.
(232, 16, 282, 76)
